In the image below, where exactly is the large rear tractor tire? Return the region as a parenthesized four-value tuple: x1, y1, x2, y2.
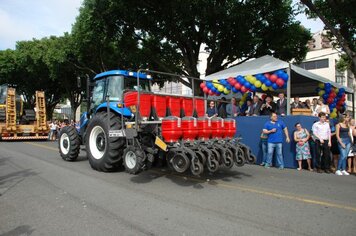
(123, 146, 145, 174)
(58, 126, 81, 161)
(85, 112, 125, 172)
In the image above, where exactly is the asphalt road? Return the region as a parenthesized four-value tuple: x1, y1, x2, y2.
(0, 141, 355, 236)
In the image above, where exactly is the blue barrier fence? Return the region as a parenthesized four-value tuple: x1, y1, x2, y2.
(235, 115, 318, 168)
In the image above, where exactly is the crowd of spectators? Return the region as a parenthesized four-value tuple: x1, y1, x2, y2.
(260, 111, 355, 175)
(206, 93, 334, 118)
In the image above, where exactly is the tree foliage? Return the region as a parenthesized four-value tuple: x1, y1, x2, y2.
(300, 0, 356, 74)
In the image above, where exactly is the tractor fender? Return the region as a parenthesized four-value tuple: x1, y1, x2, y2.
(95, 102, 133, 118)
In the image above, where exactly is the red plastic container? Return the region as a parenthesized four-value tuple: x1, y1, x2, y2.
(224, 118, 236, 138)
(181, 116, 198, 141)
(194, 98, 205, 117)
(124, 91, 152, 117)
(151, 94, 167, 118)
(211, 117, 224, 139)
(181, 97, 193, 117)
(197, 117, 212, 140)
(161, 116, 182, 143)
(166, 96, 181, 117)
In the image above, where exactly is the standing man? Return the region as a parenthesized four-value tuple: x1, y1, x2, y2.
(260, 95, 276, 116)
(276, 93, 287, 116)
(226, 97, 240, 117)
(250, 95, 262, 116)
(312, 112, 332, 173)
(263, 112, 290, 169)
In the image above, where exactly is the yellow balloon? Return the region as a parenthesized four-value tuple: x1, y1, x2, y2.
(254, 80, 262, 88)
(249, 76, 256, 84)
(213, 80, 220, 88)
(261, 84, 268, 91)
(223, 88, 230, 94)
(218, 85, 224, 92)
(318, 90, 325, 96)
(269, 86, 274, 91)
(334, 88, 339, 94)
(318, 83, 325, 89)
(239, 101, 244, 106)
(330, 112, 337, 119)
(332, 108, 337, 113)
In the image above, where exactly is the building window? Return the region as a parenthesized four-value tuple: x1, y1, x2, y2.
(297, 59, 329, 70)
(335, 70, 345, 85)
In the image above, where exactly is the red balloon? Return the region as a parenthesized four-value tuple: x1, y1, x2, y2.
(200, 82, 205, 89)
(208, 90, 214, 96)
(327, 97, 333, 104)
(240, 86, 247, 93)
(234, 82, 241, 90)
(264, 73, 270, 79)
(261, 94, 267, 100)
(269, 74, 278, 83)
(230, 78, 237, 85)
(276, 78, 284, 87)
(340, 97, 346, 102)
(329, 92, 336, 98)
(203, 87, 209, 93)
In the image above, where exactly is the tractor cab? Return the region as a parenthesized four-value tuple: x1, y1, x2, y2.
(89, 70, 152, 114)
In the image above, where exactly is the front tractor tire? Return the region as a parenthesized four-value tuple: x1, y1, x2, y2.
(85, 112, 125, 172)
(123, 146, 145, 174)
(58, 126, 81, 161)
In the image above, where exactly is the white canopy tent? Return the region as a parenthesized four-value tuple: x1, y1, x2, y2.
(204, 55, 354, 115)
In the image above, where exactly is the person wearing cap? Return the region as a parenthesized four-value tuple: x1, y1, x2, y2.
(260, 95, 276, 116)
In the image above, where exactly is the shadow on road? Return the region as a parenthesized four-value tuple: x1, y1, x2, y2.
(130, 166, 252, 189)
(0, 168, 38, 187)
(0, 225, 35, 236)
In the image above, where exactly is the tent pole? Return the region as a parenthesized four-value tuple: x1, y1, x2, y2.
(286, 65, 291, 115)
(352, 93, 355, 118)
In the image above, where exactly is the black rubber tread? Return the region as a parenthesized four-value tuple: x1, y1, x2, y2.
(247, 153, 257, 164)
(58, 126, 81, 161)
(0, 109, 5, 121)
(190, 160, 203, 176)
(85, 112, 125, 172)
(224, 148, 234, 168)
(123, 146, 145, 174)
(234, 147, 245, 167)
(24, 109, 36, 121)
(207, 159, 219, 173)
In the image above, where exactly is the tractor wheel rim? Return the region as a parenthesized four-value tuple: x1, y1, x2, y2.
(60, 133, 70, 155)
(172, 154, 189, 172)
(125, 150, 137, 169)
(90, 126, 106, 160)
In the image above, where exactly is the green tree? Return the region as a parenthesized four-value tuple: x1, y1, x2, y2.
(73, 0, 311, 91)
(300, 0, 356, 74)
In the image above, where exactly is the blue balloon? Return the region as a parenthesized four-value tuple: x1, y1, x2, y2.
(329, 103, 336, 109)
(325, 87, 331, 93)
(276, 70, 284, 76)
(211, 87, 217, 93)
(322, 94, 328, 100)
(244, 82, 251, 88)
(259, 76, 267, 83)
(265, 80, 272, 87)
(282, 83, 287, 89)
(215, 91, 221, 96)
(247, 92, 252, 97)
(272, 83, 279, 90)
(225, 84, 232, 90)
(339, 88, 345, 93)
(325, 83, 331, 89)
(236, 75, 244, 83)
(279, 72, 288, 81)
(232, 87, 238, 93)
(206, 83, 213, 89)
(219, 79, 226, 85)
(250, 85, 256, 91)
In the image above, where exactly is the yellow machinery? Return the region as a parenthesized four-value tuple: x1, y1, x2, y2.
(0, 85, 49, 140)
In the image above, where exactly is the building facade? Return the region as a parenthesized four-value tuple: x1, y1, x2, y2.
(299, 31, 355, 116)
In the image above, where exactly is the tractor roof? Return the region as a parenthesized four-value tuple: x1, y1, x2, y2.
(93, 70, 152, 80)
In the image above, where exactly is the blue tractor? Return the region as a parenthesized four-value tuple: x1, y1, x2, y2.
(58, 70, 153, 174)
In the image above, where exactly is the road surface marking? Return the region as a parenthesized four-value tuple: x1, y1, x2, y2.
(25, 142, 356, 212)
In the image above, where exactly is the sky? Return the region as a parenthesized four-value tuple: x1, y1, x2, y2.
(0, 0, 324, 51)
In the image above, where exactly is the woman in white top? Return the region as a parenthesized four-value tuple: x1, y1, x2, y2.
(316, 98, 330, 116)
(311, 98, 318, 116)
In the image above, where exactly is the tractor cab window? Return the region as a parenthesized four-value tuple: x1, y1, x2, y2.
(124, 78, 151, 92)
(90, 79, 105, 110)
(107, 75, 124, 101)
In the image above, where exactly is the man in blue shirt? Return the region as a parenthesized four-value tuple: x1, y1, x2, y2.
(263, 112, 290, 169)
